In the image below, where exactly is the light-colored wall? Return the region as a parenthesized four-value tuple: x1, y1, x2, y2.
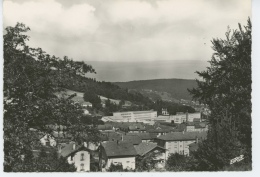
(67, 150, 90, 172)
(113, 111, 157, 122)
(169, 112, 201, 124)
(106, 157, 135, 170)
(165, 140, 195, 158)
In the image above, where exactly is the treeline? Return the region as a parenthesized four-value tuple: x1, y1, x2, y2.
(115, 78, 198, 100)
(55, 72, 153, 106)
(187, 19, 252, 170)
(3, 23, 101, 172)
(151, 100, 195, 115)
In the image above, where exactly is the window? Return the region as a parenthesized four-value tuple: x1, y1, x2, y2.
(81, 153, 84, 161)
(126, 161, 130, 163)
(80, 163, 84, 171)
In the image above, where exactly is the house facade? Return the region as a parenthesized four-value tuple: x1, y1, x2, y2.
(155, 132, 207, 158)
(59, 143, 91, 172)
(135, 142, 167, 169)
(67, 149, 91, 172)
(169, 112, 201, 124)
(99, 141, 137, 171)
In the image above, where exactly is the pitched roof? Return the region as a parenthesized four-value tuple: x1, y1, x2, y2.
(59, 143, 91, 157)
(147, 129, 172, 133)
(122, 135, 142, 145)
(60, 143, 80, 157)
(128, 124, 146, 131)
(135, 142, 165, 156)
(97, 125, 113, 130)
(127, 133, 152, 140)
(101, 141, 137, 157)
(102, 132, 122, 141)
(156, 132, 207, 141)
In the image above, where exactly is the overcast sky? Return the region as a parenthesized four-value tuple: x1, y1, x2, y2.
(3, 0, 251, 62)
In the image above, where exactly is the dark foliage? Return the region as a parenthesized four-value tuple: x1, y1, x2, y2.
(188, 18, 252, 170)
(115, 78, 197, 100)
(3, 23, 99, 172)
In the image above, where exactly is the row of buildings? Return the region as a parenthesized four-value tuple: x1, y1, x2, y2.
(30, 109, 208, 172)
(101, 110, 203, 124)
(34, 116, 207, 172)
(36, 129, 206, 172)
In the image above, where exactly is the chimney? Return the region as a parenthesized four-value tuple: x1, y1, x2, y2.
(84, 142, 88, 148)
(121, 134, 124, 141)
(73, 143, 76, 150)
(196, 136, 199, 143)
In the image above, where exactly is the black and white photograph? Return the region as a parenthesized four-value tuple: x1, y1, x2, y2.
(2, 0, 256, 173)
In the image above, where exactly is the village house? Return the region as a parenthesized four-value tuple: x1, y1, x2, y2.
(170, 112, 201, 124)
(135, 142, 167, 169)
(97, 125, 115, 132)
(99, 141, 137, 171)
(154, 132, 207, 158)
(59, 143, 92, 172)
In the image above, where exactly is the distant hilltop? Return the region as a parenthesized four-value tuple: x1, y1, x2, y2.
(86, 60, 209, 82)
(114, 78, 198, 101)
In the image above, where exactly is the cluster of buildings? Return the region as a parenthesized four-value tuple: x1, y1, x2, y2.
(101, 109, 206, 125)
(29, 108, 208, 172)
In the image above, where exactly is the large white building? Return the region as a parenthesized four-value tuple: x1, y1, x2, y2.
(102, 110, 157, 122)
(154, 112, 201, 124)
(170, 112, 201, 123)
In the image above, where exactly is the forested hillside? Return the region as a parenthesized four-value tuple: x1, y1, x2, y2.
(115, 79, 198, 100)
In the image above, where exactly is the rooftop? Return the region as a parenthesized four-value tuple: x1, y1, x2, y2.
(59, 143, 91, 158)
(135, 142, 165, 156)
(101, 141, 137, 157)
(102, 132, 122, 141)
(156, 132, 207, 141)
(147, 129, 173, 133)
(113, 110, 156, 114)
(127, 133, 155, 140)
(122, 135, 142, 145)
(97, 124, 113, 130)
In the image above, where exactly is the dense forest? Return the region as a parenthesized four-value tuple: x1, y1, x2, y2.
(115, 78, 198, 100)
